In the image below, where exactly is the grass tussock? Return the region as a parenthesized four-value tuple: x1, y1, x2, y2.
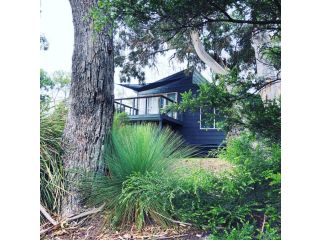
(40, 103, 67, 214)
(81, 122, 195, 229)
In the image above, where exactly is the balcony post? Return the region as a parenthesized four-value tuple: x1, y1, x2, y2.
(133, 98, 135, 115)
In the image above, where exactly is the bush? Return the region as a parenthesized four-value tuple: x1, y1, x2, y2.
(208, 222, 280, 240)
(40, 102, 67, 213)
(170, 132, 280, 237)
(114, 172, 180, 229)
(219, 132, 281, 220)
(81, 123, 195, 229)
(113, 112, 129, 128)
(171, 169, 253, 230)
(208, 222, 255, 240)
(81, 120, 280, 236)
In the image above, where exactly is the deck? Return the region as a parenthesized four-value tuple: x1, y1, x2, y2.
(115, 94, 183, 126)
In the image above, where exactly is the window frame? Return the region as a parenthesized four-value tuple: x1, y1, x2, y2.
(164, 92, 178, 102)
(162, 92, 178, 119)
(199, 107, 217, 130)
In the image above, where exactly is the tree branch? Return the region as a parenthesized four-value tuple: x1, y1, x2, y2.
(190, 31, 228, 75)
(152, 211, 192, 226)
(40, 203, 105, 236)
(163, 18, 280, 32)
(40, 204, 58, 226)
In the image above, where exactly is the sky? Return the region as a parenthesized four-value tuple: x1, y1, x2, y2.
(40, 0, 211, 98)
(40, 0, 73, 73)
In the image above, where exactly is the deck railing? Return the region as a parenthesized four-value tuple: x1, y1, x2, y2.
(115, 94, 181, 120)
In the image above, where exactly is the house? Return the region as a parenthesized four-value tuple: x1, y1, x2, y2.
(115, 69, 226, 155)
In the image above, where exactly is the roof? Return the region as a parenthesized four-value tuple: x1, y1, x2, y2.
(118, 69, 208, 92)
(117, 84, 145, 91)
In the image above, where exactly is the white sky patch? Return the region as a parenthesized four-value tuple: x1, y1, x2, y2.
(40, 0, 73, 73)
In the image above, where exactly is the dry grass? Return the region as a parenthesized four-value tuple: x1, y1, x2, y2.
(175, 157, 233, 174)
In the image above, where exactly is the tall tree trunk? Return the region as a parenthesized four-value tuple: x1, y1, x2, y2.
(61, 0, 114, 217)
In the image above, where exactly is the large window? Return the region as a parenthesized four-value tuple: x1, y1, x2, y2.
(200, 108, 217, 130)
(137, 92, 178, 116)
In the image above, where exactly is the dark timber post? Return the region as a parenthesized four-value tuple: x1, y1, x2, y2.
(133, 98, 135, 115)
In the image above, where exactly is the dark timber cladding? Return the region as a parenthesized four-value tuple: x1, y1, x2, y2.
(118, 69, 226, 154)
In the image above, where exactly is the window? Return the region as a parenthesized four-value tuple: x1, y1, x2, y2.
(166, 92, 178, 102)
(200, 108, 217, 130)
(160, 92, 178, 119)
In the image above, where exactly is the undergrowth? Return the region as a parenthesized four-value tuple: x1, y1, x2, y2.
(81, 119, 195, 230)
(40, 102, 67, 214)
(171, 132, 281, 238)
(80, 114, 280, 238)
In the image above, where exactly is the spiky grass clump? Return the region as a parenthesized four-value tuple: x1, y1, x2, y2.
(40, 103, 67, 213)
(82, 123, 195, 229)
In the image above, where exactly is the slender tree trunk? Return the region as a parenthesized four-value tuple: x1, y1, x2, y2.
(61, 0, 114, 217)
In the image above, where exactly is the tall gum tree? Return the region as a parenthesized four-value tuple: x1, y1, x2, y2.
(62, 0, 114, 217)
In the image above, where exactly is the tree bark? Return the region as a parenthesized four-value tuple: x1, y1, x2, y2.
(251, 31, 280, 100)
(61, 0, 114, 217)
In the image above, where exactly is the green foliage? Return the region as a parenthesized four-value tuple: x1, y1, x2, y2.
(40, 102, 68, 213)
(208, 222, 280, 240)
(81, 123, 195, 229)
(80, 125, 280, 235)
(113, 112, 130, 128)
(40, 69, 55, 103)
(112, 172, 179, 229)
(40, 69, 71, 105)
(209, 222, 255, 240)
(109, 124, 194, 177)
(40, 69, 55, 91)
(169, 133, 280, 237)
(91, 0, 280, 83)
(219, 132, 281, 209)
(51, 70, 71, 90)
(171, 169, 253, 230)
(167, 71, 281, 143)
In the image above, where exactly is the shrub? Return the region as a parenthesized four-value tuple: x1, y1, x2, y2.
(219, 132, 281, 221)
(81, 123, 195, 229)
(113, 111, 130, 128)
(170, 132, 280, 237)
(208, 221, 280, 240)
(171, 169, 253, 230)
(40, 102, 67, 213)
(208, 222, 255, 240)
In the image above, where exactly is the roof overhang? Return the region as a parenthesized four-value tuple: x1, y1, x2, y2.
(118, 69, 209, 92)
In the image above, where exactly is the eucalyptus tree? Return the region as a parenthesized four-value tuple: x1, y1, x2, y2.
(61, 0, 114, 217)
(91, 0, 281, 141)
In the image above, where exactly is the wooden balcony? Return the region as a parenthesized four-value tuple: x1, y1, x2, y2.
(114, 94, 183, 126)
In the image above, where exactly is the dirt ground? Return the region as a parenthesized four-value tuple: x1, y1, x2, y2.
(41, 214, 210, 240)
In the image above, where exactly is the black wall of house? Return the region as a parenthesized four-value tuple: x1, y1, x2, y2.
(138, 72, 226, 150)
